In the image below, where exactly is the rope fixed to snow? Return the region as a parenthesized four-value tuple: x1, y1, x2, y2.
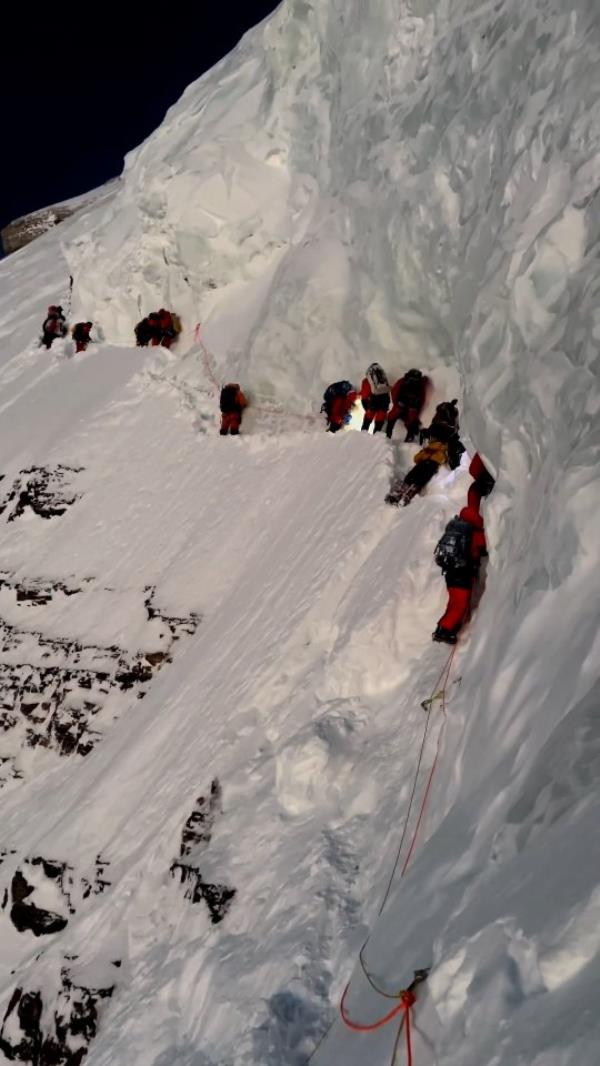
(337, 648, 456, 1060)
(194, 323, 320, 427)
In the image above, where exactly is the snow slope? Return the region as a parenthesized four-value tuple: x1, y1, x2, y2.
(0, 1, 599, 1065)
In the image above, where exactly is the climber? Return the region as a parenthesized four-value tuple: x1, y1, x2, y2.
(386, 399, 465, 505)
(156, 308, 179, 349)
(134, 318, 154, 347)
(386, 368, 429, 441)
(467, 451, 495, 510)
(321, 381, 358, 433)
(41, 306, 67, 349)
(360, 362, 390, 433)
(419, 399, 465, 470)
(148, 312, 162, 346)
(219, 383, 247, 435)
(71, 321, 93, 353)
(432, 503, 487, 644)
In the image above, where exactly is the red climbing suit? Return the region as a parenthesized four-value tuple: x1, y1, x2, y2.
(220, 386, 247, 435)
(360, 377, 390, 429)
(72, 322, 92, 353)
(437, 505, 487, 635)
(387, 373, 428, 439)
(328, 390, 358, 431)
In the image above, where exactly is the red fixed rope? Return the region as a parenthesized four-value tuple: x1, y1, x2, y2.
(340, 983, 411, 1032)
(403, 990, 416, 1066)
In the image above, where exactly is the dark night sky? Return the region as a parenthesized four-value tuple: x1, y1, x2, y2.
(1, 2, 281, 231)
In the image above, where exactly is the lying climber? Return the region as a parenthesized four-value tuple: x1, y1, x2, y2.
(360, 362, 391, 433)
(386, 399, 465, 506)
(386, 368, 429, 441)
(432, 503, 487, 644)
(71, 321, 93, 353)
(321, 381, 358, 432)
(219, 383, 247, 435)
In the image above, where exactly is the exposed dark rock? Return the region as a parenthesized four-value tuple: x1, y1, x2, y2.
(170, 779, 236, 924)
(1, 180, 120, 255)
(170, 863, 236, 924)
(80, 857, 111, 900)
(2, 205, 79, 255)
(9, 863, 72, 937)
(11, 902, 68, 937)
(180, 779, 222, 857)
(0, 466, 84, 523)
(0, 987, 43, 1062)
(0, 969, 114, 1065)
(0, 577, 201, 778)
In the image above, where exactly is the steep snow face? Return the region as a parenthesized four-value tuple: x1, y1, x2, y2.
(0, 2, 599, 1066)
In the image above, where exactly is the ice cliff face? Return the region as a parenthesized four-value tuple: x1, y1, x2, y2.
(0, 1, 599, 1065)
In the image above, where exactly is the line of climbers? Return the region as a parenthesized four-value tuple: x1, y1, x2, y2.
(41, 307, 94, 353)
(134, 309, 182, 349)
(321, 363, 428, 440)
(40, 306, 183, 353)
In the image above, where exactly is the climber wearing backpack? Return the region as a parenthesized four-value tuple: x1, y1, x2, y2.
(41, 306, 67, 349)
(156, 308, 181, 349)
(71, 321, 93, 353)
(135, 318, 154, 347)
(432, 504, 487, 644)
(147, 312, 162, 346)
(360, 363, 390, 432)
(386, 369, 429, 441)
(321, 381, 358, 433)
(386, 399, 465, 506)
(219, 383, 247, 435)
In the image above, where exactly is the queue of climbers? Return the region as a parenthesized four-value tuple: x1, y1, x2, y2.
(39, 291, 495, 642)
(40, 304, 183, 355)
(320, 360, 495, 643)
(135, 309, 182, 349)
(322, 363, 430, 442)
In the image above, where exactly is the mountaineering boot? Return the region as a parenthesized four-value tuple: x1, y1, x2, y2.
(432, 625, 457, 645)
(386, 480, 419, 507)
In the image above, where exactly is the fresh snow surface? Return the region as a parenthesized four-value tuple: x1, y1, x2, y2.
(0, 1, 599, 1065)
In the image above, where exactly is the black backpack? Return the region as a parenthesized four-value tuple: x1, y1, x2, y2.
(220, 384, 240, 413)
(434, 517, 473, 571)
(322, 380, 354, 412)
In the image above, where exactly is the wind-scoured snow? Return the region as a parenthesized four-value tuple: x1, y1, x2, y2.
(0, 1, 599, 1065)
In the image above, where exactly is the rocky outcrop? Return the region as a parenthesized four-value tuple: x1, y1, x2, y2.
(0, 466, 83, 522)
(0, 966, 116, 1064)
(2, 854, 111, 937)
(171, 779, 237, 924)
(1, 206, 79, 256)
(1, 180, 120, 256)
(0, 575, 200, 778)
